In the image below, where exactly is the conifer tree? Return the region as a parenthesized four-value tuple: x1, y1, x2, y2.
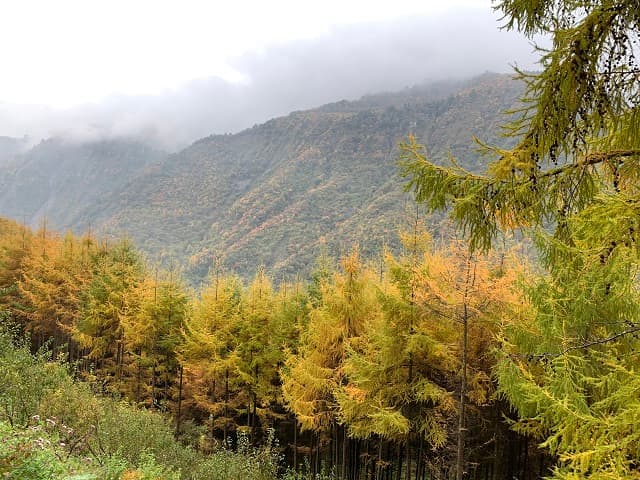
(17, 231, 91, 354)
(122, 269, 188, 408)
(336, 227, 453, 447)
(0, 218, 32, 314)
(400, 0, 640, 254)
(181, 272, 243, 442)
(399, 1, 640, 477)
(282, 249, 379, 478)
(496, 229, 640, 478)
(73, 239, 143, 388)
(234, 267, 278, 438)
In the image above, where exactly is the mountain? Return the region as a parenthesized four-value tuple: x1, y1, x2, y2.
(0, 73, 524, 282)
(0, 138, 165, 230)
(0, 136, 30, 167)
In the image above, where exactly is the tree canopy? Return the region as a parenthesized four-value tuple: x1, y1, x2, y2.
(401, 0, 640, 254)
(401, 1, 640, 478)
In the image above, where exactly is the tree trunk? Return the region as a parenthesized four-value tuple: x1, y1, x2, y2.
(136, 349, 142, 403)
(405, 439, 411, 480)
(415, 436, 423, 480)
(376, 438, 383, 480)
(456, 302, 468, 480)
(342, 425, 348, 480)
(224, 368, 229, 445)
(293, 418, 298, 472)
(175, 365, 183, 437)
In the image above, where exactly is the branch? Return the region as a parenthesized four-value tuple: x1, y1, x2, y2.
(512, 149, 640, 183)
(528, 324, 640, 359)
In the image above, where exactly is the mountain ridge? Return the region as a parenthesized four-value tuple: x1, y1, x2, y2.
(0, 73, 524, 282)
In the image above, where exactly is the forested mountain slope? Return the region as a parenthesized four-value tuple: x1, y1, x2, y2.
(0, 73, 523, 281)
(0, 138, 165, 231)
(86, 73, 523, 281)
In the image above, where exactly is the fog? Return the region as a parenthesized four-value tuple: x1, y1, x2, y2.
(0, 10, 542, 150)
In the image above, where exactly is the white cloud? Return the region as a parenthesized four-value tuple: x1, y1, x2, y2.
(0, 0, 493, 106)
(0, 5, 544, 148)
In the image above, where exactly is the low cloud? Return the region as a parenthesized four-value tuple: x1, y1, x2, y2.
(0, 10, 541, 150)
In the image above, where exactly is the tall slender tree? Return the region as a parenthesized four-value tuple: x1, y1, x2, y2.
(181, 272, 243, 443)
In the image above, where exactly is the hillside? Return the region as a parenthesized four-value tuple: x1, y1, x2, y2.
(0, 138, 165, 230)
(0, 136, 30, 166)
(85, 73, 524, 281)
(0, 73, 524, 282)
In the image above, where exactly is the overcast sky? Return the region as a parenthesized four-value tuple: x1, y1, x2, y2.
(0, 0, 544, 148)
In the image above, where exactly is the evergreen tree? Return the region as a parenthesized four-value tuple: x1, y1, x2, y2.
(181, 272, 243, 443)
(73, 239, 143, 388)
(122, 269, 188, 408)
(399, 1, 640, 477)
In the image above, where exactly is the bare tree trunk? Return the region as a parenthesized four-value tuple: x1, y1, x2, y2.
(376, 438, 383, 480)
(342, 425, 348, 480)
(136, 349, 142, 403)
(405, 439, 411, 480)
(293, 418, 298, 472)
(224, 368, 229, 445)
(315, 431, 321, 477)
(415, 436, 423, 480)
(457, 255, 475, 480)
(175, 365, 183, 437)
(151, 361, 157, 408)
(456, 302, 469, 480)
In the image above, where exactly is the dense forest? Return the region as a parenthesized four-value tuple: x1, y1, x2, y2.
(0, 215, 539, 479)
(3, 0, 640, 479)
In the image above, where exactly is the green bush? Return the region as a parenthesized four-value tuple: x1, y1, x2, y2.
(0, 324, 283, 480)
(0, 420, 84, 480)
(0, 327, 68, 427)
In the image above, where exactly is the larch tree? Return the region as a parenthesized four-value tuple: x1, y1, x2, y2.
(282, 248, 380, 479)
(399, 1, 640, 478)
(17, 231, 91, 355)
(122, 269, 189, 409)
(180, 272, 243, 444)
(400, 0, 640, 253)
(414, 241, 522, 480)
(0, 218, 32, 314)
(234, 267, 279, 439)
(496, 229, 640, 478)
(335, 226, 454, 480)
(73, 239, 143, 389)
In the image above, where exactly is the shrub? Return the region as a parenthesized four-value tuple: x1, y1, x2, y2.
(0, 327, 68, 427)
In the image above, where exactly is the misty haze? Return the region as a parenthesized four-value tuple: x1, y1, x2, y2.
(7, 1, 631, 480)
(0, 9, 539, 149)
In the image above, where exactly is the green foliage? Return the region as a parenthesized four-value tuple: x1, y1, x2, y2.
(0, 321, 284, 480)
(1, 75, 523, 283)
(0, 420, 80, 480)
(75, 239, 143, 362)
(495, 227, 640, 478)
(0, 327, 68, 427)
(400, 1, 640, 478)
(401, 1, 640, 256)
